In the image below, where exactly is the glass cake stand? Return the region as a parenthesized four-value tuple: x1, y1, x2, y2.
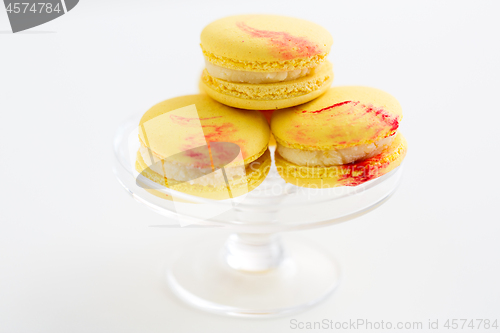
(113, 112, 404, 318)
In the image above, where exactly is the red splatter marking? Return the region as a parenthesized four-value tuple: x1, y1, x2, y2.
(209, 142, 242, 169)
(338, 152, 390, 187)
(363, 105, 399, 133)
(300, 101, 357, 114)
(178, 145, 212, 169)
(287, 100, 401, 150)
(170, 115, 222, 127)
(203, 122, 238, 142)
(181, 122, 247, 168)
(183, 150, 206, 159)
(236, 22, 322, 60)
(297, 101, 400, 137)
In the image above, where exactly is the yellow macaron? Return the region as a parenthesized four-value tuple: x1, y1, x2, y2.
(136, 95, 271, 199)
(271, 86, 407, 187)
(199, 14, 334, 110)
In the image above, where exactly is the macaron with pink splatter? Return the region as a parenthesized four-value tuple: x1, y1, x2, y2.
(271, 86, 407, 188)
(200, 14, 334, 110)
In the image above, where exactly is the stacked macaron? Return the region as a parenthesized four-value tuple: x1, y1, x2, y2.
(136, 14, 407, 197)
(272, 86, 407, 187)
(199, 15, 334, 110)
(136, 95, 271, 199)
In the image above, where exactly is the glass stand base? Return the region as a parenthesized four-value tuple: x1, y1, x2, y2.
(167, 235, 341, 317)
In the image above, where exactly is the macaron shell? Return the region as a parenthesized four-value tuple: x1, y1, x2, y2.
(136, 149, 271, 200)
(272, 86, 403, 150)
(139, 95, 270, 166)
(275, 132, 407, 188)
(201, 15, 333, 71)
(199, 61, 333, 110)
(198, 82, 274, 148)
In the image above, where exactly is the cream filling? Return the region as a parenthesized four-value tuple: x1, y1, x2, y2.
(277, 135, 396, 167)
(205, 59, 312, 84)
(139, 144, 246, 187)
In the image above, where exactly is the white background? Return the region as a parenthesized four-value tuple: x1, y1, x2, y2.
(1, 1, 500, 332)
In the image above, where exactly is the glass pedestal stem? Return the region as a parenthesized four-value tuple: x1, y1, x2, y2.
(224, 233, 284, 272)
